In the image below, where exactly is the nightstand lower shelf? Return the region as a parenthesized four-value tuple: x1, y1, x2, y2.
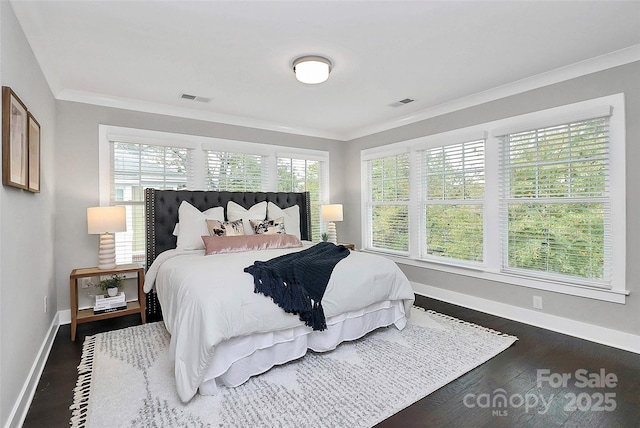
(77, 301, 142, 322)
(70, 264, 146, 341)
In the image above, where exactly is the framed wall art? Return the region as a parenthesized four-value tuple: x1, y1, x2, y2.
(2, 86, 29, 190)
(28, 112, 40, 193)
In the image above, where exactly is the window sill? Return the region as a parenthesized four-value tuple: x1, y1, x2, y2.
(362, 250, 629, 304)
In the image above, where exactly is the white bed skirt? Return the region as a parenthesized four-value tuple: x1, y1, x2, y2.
(198, 300, 408, 395)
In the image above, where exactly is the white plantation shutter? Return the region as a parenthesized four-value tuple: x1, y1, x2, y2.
(364, 153, 410, 254)
(110, 142, 193, 264)
(358, 96, 624, 299)
(418, 139, 485, 263)
(277, 157, 327, 242)
(204, 151, 266, 191)
(106, 129, 330, 265)
(499, 116, 611, 285)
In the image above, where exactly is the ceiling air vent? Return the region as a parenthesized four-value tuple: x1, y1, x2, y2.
(180, 93, 212, 103)
(389, 98, 416, 108)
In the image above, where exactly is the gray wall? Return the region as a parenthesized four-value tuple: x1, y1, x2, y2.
(1, 2, 638, 424)
(0, 1, 57, 426)
(54, 101, 346, 312)
(343, 62, 640, 336)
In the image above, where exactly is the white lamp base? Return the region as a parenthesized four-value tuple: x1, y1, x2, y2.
(98, 232, 117, 270)
(327, 221, 338, 245)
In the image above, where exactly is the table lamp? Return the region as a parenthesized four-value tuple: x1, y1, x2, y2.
(321, 204, 343, 245)
(87, 206, 126, 270)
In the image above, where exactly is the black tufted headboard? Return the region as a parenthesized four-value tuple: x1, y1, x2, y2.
(144, 189, 312, 266)
(143, 189, 312, 319)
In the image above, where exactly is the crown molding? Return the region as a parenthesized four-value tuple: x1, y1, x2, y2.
(54, 89, 345, 141)
(54, 45, 639, 142)
(343, 44, 640, 141)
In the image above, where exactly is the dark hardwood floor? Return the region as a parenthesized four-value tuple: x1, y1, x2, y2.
(23, 295, 640, 428)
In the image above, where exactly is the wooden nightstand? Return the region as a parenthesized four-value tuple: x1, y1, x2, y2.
(70, 264, 146, 341)
(339, 242, 356, 251)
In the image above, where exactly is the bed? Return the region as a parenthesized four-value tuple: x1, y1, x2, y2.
(143, 189, 415, 402)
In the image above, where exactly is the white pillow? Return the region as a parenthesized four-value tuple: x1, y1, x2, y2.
(227, 201, 267, 235)
(267, 202, 301, 239)
(173, 208, 225, 237)
(176, 201, 225, 250)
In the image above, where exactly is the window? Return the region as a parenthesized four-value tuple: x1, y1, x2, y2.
(499, 117, 610, 285)
(111, 142, 192, 264)
(419, 139, 484, 263)
(205, 151, 266, 191)
(100, 126, 329, 266)
(361, 94, 626, 302)
(363, 152, 410, 254)
(277, 157, 326, 242)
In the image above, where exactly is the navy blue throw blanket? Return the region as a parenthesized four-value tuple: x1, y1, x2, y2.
(244, 242, 350, 331)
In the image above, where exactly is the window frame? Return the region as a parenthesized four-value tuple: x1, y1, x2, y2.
(417, 137, 486, 266)
(361, 149, 411, 256)
(204, 150, 268, 192)
(498, 116, 612, 286)
(109, 141, 194, 264)
(276, 155, 329, 243)
(99, 125, 330, 264)
(360, 94, 627, 303)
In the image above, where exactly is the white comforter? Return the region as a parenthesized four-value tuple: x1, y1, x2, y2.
(144, 243, 415, 402)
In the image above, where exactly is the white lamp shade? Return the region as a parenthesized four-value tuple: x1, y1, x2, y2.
(293, 56, 332, 84)
(87, 206, 126, 234)
(322, 204, 343, 222)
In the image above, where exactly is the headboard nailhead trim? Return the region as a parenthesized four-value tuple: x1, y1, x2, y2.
(143, 189, 312, 319)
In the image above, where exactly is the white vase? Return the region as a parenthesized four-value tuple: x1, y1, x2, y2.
(107, 287, 118, 297)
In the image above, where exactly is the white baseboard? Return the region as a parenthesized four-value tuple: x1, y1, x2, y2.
(4, 313, 60, 428)
(412, 282, 640, 354)
(59, 309, 71, 325)
(4, 286, 636, 428)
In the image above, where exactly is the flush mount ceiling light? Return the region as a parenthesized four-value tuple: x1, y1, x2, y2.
(292, 56, 332, 84)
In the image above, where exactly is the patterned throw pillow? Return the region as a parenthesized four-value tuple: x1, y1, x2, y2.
(206, 219, 245, 237)
(250, 217, 286, 235)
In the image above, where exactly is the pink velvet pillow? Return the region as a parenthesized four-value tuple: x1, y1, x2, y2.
(202, 234, 303, 255)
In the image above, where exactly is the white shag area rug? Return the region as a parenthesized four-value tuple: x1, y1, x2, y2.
(70, 307, 517, 428)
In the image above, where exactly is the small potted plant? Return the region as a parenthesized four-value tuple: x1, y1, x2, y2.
(321, 232, 329, 242)
(98, 274, 125, 297)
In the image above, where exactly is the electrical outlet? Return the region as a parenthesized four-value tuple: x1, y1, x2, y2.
(44, 295, 48, 313)
(533, 295, 543, 310)
(80, 277, 93, 288)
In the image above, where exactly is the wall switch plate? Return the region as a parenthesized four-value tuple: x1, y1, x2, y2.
(533, 295, 543, 310)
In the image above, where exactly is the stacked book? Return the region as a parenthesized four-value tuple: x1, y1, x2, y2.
(94, 292, 126, 314)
